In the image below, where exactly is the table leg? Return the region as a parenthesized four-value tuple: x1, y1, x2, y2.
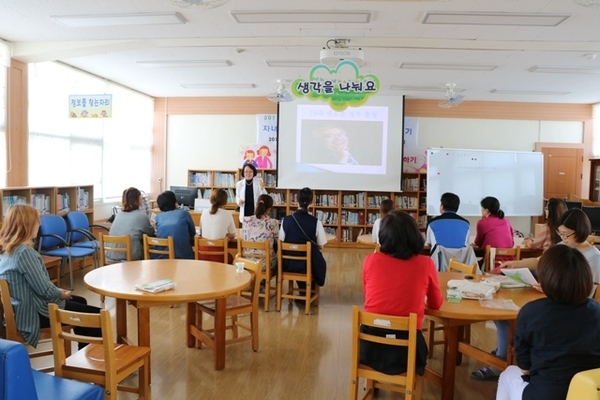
(441, 325, 459, 400)
(186, 302, 196, 347)
(214, 297, 227, 370)
(137, 306, 151, 384)
(116, 299, 128, 344)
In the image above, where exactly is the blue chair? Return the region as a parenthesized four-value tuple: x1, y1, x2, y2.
(37, 215, 96, 290)
(0, 338, 103, 400)
(64, 211, 109, 269)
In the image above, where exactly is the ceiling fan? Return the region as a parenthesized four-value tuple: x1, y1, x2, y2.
(267, 80, 294, 103)
(439, 83, 465, 108)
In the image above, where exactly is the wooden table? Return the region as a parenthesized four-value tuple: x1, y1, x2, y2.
(424, 272, 544, 400)
(84, 259, 251, 371)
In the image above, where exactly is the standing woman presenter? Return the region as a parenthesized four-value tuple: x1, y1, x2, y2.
(236, 164, 267, 224)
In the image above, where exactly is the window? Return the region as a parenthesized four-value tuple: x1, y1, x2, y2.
(28, 62, 153, 200)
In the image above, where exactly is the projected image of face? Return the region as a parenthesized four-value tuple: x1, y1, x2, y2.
(313, 127, 358, 165)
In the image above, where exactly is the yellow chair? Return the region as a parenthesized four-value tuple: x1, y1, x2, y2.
(195, 236, 229, 263)
(484, 245, 521, 272)
(448, 257, 478, 275)
(48, 303, 151, 400)
(98, 234, 132, 302)
(188, 256, 260, 352)
(349, 306, 423, 400)
(238, 239, 276, 311)
(143, 234, 175, 259)
(276, 240, 320, 315)
(566, 368, 600, 400)
(0, 279, 70, 372)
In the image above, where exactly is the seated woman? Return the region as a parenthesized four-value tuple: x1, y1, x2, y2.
(497, 245, 600, 400)
(0, 204, 101, 349)
(361, 210, 443, 374)
(108, 187, 155, 261)
(242, 194, 278, 271)
(474, 196, 514, 261)
(522, 198, 567, 251)
(154, 190, 196, 259)
(371, 198, 394, 245)
(199, 189, 236, 262)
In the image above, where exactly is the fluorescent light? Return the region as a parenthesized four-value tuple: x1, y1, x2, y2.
(389, 85, 465, 93)
(231, 10, 371, 23)
(491, 89, 569, 96)
(399, 63, 497, 71)
(50, 12, 186, 28)
(422, 11, 570, 27)
(529, 65, 600, 74)
(180, 83, 256, 89)
(137, 60, 232, 68)
(265, 60, 320, 68)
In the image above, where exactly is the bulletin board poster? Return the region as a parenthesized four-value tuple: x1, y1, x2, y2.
(240, 143, 277, 169)
(256, 114, 277, 145)
(402, 117, 426, 173)
(68, 94, 112, 118)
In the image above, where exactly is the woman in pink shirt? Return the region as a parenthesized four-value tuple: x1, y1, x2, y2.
(362, 211, 443, 374)
(474, 196, 514, 254)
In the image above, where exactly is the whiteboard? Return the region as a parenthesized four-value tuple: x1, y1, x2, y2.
(426, 148, 544, 217)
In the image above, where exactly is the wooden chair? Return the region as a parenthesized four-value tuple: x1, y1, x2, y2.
(349, 306, 423, 400)
(143, 234, 175, 260)
(484, 245, 521, 272)
(195, 236, 229, 263)
(566, 368, 600, 400)
(188, 256, 260, 352)
(48, 303, 150, 400)
(0, 279, 70, 373)
(237, 239, 276, 311)
(425, 257, 479, 358)
(98, 234, 132, 302)
(276, 240, 320, 315)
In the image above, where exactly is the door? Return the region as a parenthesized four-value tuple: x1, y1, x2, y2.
(542, 148, 582, 199)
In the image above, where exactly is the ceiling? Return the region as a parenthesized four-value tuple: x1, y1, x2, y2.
(1, 0, 600, 104)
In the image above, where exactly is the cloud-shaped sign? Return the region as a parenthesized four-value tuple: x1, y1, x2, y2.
(291, 60, 380, 112)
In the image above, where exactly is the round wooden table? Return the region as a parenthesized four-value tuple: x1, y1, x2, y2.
(425, 272, 545, 400)
(84, 259, 251, 371)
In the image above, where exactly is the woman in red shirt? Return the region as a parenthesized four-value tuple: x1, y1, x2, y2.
(361, 210, 443, 374)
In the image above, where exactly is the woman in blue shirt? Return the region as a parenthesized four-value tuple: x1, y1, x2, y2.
(154, 190, 196, 259)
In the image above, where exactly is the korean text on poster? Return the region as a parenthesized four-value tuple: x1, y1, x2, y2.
(69, 94, 112, 118)
(256, 114, 277, 145)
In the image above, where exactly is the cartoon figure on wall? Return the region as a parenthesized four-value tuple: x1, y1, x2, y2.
(240, 144, 277, 169)
(255, 145, 273, 169)
(243, 149, 258, 168)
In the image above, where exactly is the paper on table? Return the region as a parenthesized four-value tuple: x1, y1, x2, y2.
(500, 268, 538, 286)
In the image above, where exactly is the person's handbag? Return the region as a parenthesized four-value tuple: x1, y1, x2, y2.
(291, 214, 327, 286)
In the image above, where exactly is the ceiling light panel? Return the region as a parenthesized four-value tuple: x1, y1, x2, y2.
(180, 83, 256, 89)
(137, 60, 232, 68)
(266, 60, 322, 67)
(231, 10, 371, 24)
(529, 66, 600, 74)
(491, 89, 569, 96)
(389, 85, 465, 92)
(422, 12, 571, 27)
(399, 63, 497, 71)
(50, 13, 186, 28)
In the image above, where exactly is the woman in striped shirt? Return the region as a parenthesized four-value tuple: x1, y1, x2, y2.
(0, 204, 100, 349)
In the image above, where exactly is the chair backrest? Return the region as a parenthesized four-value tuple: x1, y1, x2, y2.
(143, 234, 175, 259)
(195, 236, 228, 263)
(64, 211, 91, 244)
(350, 305, 420, 397)
(566, 368, 600, 400)
(374, 243, 381, 253)
(277, 240, 312, 281)
(48, 303, 116, 382)
(448, 257, 477, 275)
(98, 233, 132, 266)
(232, 256, 261, 300)
(484, 245, 521, 272)
(237, 240, 271, 271)
(38, 215, 69, 250)
(0, 339, 39, 400)
(0, 279, 19, 341)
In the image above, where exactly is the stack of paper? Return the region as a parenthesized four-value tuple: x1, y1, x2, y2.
(135, 279, 176, 293)
(500, 268, 538, 287)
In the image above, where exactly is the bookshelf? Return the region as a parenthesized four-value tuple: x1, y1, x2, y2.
(182, 169, 428, 247)
(0, 185, 94, 224)
(188, 169, 238, 208)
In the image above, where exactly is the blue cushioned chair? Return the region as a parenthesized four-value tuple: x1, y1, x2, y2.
(0, 339, 103, 400)
(64, 211, 109, 269)
(37, 215, 97, 290)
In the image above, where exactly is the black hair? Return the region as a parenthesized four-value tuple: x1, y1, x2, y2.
(546, 198, 568, 245)
(157, 190, 178, 212)
(378, 211, 425, 260)
(242, 163, 258, 178)
(481, 196, 504, 219)
(210, 189, 228, 215)
(255, 194, 273, 218)
(558, 208, 591, 243)
(441, 192, 460, 212)
(298, 187, 313, 210)
(538, 245, 593, 304)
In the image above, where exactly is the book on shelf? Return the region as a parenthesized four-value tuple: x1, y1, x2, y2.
(269, 192, 286, 205)
(77, 188, 89, 210)
(264, 173, 277, 187)
(2, 195, 28, 214)
(31, 193, 50, 214)
(402, 177, 419, 191)
(190, 172, 212, 187)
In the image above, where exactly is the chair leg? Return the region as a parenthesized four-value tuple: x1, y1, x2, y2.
(139, 355, 150, 399)
(264, 276, 271, 312)
(349, 377, 359, 400)
(251, 309, 259, 351)
(196, 306, 204, 349)
(276, 276, 282, 312)
(231, 315, 239, 338)
(67, 255, 74, 290)
(427, 320, 436, 358)
(314, 285, 320, 306)
(305, 282, 311, 315)
(287, 280, 293, 303)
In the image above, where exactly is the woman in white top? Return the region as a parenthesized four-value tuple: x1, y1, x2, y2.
(371, 198, 395, 244)
(235, 164, 267, 224)
(200, 189, 236, 240)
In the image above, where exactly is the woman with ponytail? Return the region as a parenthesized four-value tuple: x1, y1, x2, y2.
(474, 196, 514, 254)
(242, 194, 279, 270)
(199, 189, 236, 240)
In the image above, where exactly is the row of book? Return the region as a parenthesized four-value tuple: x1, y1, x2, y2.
(269, 192, 286, 205)
(340, 210, 365, 225)
(341, 192, 366, 208)
(315, 194, 338, 207)
(214, 172, 236, 187)
(367, 212, 379, 225)
(340, 228, 363, 242)
(395, 196, 418, 209)
(77, 188, 90, 210)
(189, 172, 212, 187)
(315, 210, 338, 225)
(366, 195, 390, 208)
(264, 173, 277, 187)
(402, 177, 420, 191)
